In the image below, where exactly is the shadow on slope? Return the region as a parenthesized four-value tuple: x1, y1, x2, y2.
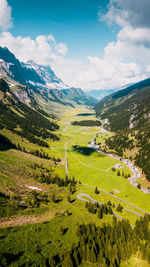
(0, 134, 16, 151)
(72, 145, 102, 156)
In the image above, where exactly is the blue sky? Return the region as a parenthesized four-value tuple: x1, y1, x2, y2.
(0, 0, 150, 90)
(8, 0, 117, 59)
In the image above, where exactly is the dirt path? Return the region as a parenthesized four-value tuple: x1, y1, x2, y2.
(0, 213, 55, 228)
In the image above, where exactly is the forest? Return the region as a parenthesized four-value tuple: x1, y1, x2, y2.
(71, 120, 101, 127)
(57, 214, 150, 267)
(0, 80, 60, 146)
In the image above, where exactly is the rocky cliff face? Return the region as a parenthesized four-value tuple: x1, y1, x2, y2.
(12, 89, 31, 104)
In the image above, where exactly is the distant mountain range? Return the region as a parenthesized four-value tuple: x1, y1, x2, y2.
(87, 89, 117, 100)
(0, 46, 97, 112)
(87, 83, 135, 101)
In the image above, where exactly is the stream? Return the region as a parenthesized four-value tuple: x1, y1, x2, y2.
(89, 124, 150, 194)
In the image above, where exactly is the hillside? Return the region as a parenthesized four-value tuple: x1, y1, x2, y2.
(95, 78, 150, 130)
(0, 78, 150, 266)
(95, 78, 150, 182)
(0, 79, 59, 146)
(0, 101, 150, 266)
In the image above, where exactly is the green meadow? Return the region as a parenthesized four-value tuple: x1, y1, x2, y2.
(0, 105, 150, 266)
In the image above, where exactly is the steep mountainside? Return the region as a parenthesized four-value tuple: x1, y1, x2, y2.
(95, 78, 150, 181)
(26, 60, 69, 90)
(0, 79, 59, 147)
(0, 46, 96, 108)
(95, 78, 150, 131)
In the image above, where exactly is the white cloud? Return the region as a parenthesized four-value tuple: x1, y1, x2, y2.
(0, 0, 12, 30)
(72, 55, 143, 90)
(118, 27, 150, 45)
(0, 31, 68, 65)
(101, 0, 150, 29)
(54, 43, 68, 55)
(0, 0, 150, 91)
(0, 30, 147, 90)
(89, 0, 150, 90)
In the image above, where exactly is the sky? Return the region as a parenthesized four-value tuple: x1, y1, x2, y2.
(0, 0, 150, 91)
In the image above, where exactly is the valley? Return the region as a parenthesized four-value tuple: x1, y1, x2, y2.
(0, 102, 150, 266)
(0, 45, 150, 267)
(0, 0, 150, 265)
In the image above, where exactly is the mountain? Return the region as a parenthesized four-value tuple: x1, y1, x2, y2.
(26, 60, 69, 90)
(95, 77, 150, 131)
(0, 46, 67, 89)
(0, 78, 59, 146)
(87, 89, 117, 100)
(95, 77, 150, 181)
(0, 46, 96, 110)
(87, 83, 135, 101)
(0, 47, 43, 86)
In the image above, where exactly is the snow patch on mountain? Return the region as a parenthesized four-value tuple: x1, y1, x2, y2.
(26, 60, 70, 90)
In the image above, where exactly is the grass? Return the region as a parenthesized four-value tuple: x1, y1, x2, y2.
(0, 105, 149, 266)
(1, 105, 150, 217)
(121, 253, 150, 267)
(0, 185, 115, 265)
(67, 146, 150, 212)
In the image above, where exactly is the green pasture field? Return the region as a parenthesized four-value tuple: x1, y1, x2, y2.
(0, 105, 150, 266)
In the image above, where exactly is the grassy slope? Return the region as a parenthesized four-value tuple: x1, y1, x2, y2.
(0, 105, 149, 266)
(1, 105, 149, 221)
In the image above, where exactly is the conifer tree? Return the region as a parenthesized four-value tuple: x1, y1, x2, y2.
(95, 186, 99, 194)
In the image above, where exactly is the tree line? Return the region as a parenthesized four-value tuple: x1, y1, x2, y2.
(85, 201, 113, 218)
(16, 143, 61, 163)
(71, 120, 102, 127)
(50, 214, 150, 266)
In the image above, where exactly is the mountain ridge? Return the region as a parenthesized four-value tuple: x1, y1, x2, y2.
(0, 46, 97, 109)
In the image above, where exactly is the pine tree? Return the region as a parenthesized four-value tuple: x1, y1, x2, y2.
(95, 186, 100, 194)
(67, 195, 71, 203)
(63, 254, 74, 267)
(117, 170, 121, 176)
(52, 193, 56, 203)
(90, 247, 96, 263)
(107, 201, 112, 206)
(73, 249, 79, 266)
(108, 206, 113, 215)
(98, 207, 103, 219)
(117, 203, 123, 213)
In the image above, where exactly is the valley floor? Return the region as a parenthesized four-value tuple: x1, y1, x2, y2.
(0, 105, 150, 266)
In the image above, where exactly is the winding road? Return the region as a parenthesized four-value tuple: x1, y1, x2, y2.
(81, 184, 150, 214)
(64, 122, 150, 219)
(77, 193, 135, 228)
(77, 193, 142, 216)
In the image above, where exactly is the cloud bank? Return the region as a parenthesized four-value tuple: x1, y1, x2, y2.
(0, 32, 68, 64)
(0, 0, 12, 30)
(0, 0, 150, 90)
